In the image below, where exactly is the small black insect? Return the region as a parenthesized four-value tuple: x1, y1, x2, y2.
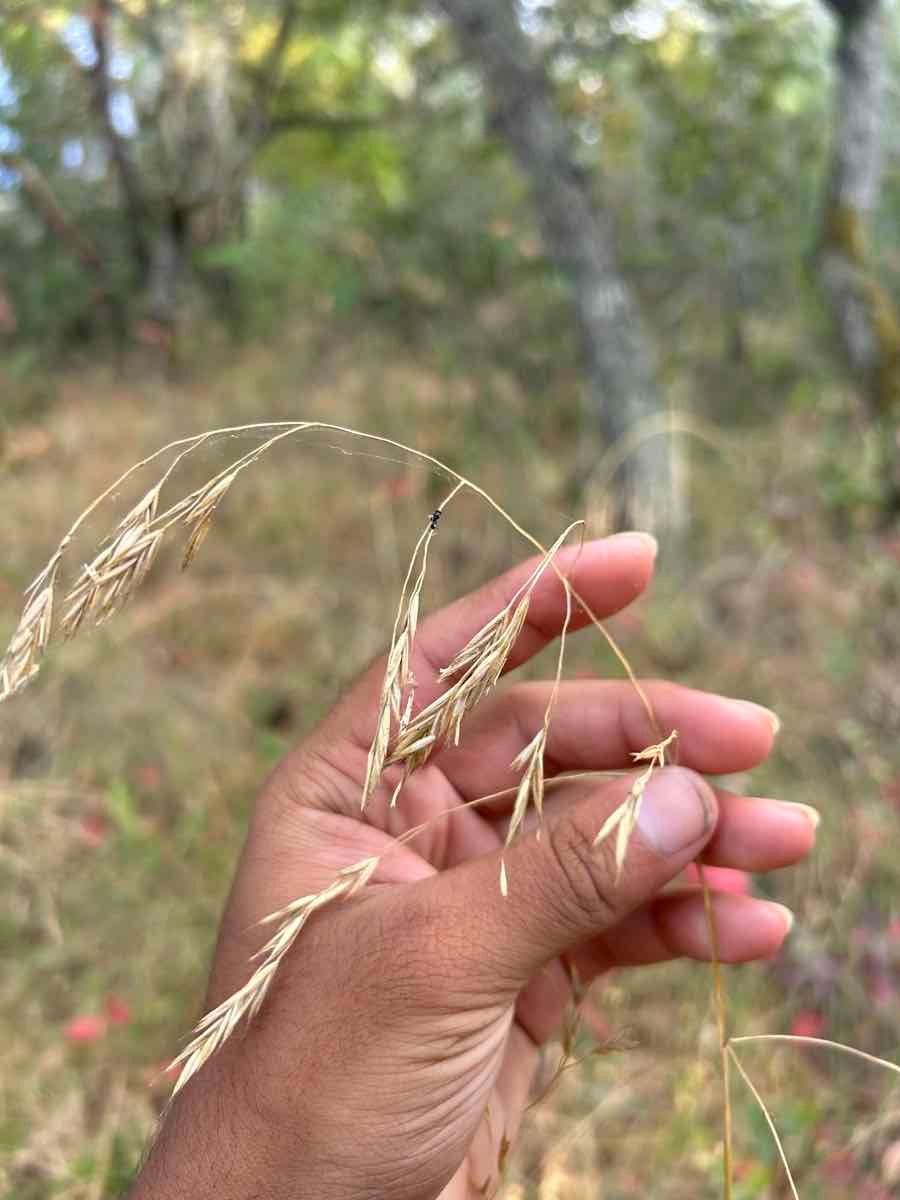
(428, 508, 443, 531)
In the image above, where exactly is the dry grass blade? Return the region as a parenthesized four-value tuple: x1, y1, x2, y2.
(593, 729, 678, 880)
(729, 1034, 900, 1076)
(728, 1045, 800, 1200)
(170, 856, 379, 1097)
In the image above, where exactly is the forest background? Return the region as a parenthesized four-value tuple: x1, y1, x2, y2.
(3, 1, 900, 1195)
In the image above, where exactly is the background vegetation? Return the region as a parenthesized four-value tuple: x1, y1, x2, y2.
(3, 0, 900, 1195)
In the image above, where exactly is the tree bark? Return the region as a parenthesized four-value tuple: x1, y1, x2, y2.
(436, 0, 681, 532)
(819, 0, 900, 506)
(88, 0, 151, 281)
(145, 205, 189, 329)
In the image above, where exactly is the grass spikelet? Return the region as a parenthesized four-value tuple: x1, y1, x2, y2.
(361, 482, 465, 809)
(389, 593, 529, 769)
(0, 557, 61, 699)
(384, 524, 582, 811)
(508, 729, 547, 836)
(500, 572, 573, 892)
(170, 855, 379, 1097)
(593, 729, 678, 880)
(179, 474, 238, 570)
(61, 524, 164, 637)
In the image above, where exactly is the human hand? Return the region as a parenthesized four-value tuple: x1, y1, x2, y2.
(131, 533, 816, 1200)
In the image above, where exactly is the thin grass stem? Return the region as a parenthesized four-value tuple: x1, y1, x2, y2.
(697, 861, 733, 1200)
(729, 1035, 900, 1077)
(728, 1045, 800, 1200)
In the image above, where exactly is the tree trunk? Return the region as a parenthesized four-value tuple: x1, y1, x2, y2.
(436, 0, 682, 533)
(88, 0, 151, 283)
(137, 205, 190, 368)
(819, 0, 900, 507)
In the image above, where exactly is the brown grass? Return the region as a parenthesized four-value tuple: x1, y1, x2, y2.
(5, 336, 900, 1190)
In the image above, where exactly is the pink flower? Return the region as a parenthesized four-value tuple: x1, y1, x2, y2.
(104, 994, 132, 1026)
(790, 1008, 826, 1039)
(79, 812, 108, 848)
(65, 1014, 107, 1044)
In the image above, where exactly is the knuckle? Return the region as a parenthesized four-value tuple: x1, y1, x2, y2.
(545, 811, 623, 931)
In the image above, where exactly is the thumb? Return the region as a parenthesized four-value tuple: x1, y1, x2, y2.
(408, 767, 717, 998)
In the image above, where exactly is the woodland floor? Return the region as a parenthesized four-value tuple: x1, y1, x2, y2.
(2, 324, 900, 1198)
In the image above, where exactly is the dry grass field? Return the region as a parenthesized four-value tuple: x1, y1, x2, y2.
(3, 324, 900, 1197)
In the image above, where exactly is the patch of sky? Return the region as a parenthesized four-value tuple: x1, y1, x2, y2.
(109, 91, 137, 138)
(62, 138, 85, 170)
(61, 15, 99, 70)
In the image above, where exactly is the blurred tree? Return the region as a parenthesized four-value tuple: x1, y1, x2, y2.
(4, 0, 900, 532)
(0, 0, 389, 346)
(437, 0, 680, 532)
(818, 0, 900, 510)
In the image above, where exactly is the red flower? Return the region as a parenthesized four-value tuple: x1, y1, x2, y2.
(104, 994, 132, 1026)
(79, 812, 108, 848)
(790, 1008, 826, 1039)
(65, 1014, 107, 1044)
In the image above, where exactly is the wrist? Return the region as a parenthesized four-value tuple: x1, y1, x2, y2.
(127, 1071, 397, 1200)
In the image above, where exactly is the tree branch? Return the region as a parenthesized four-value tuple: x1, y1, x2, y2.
(87, 0, 151, 277)
(1, 151, 105, 275)
(243, 0, 303, 143)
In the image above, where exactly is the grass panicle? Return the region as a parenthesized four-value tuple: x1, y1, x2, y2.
(500, 567, 574, 895)
(361, 481, 465, 810)
(169, 855, 379, 1097)
(592, 729, 678, 880)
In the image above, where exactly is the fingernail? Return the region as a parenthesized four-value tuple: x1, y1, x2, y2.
(781, 801, 821, 830)
(764, 901, 795, 935)
(611, 531, 658, 560)
(636, 767, 715, 856)
(730, 699, 780, 736)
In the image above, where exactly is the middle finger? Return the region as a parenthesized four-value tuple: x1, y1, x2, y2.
(435, 679, 777, 807)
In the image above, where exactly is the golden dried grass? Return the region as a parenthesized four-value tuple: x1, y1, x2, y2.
(3, 418, 892, 1197)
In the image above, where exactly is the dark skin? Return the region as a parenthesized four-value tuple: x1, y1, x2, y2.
(130, 533, 816, 1200)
